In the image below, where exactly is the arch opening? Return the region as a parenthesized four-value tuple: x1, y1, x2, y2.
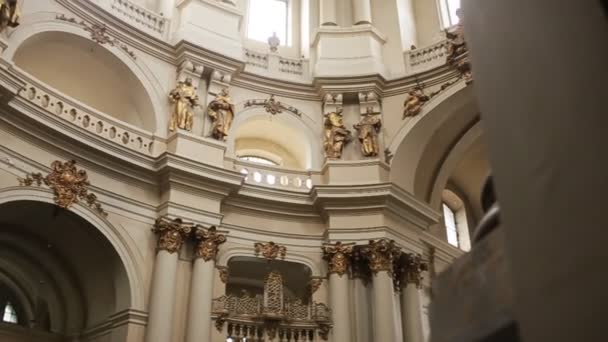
(13, 31, 157, 132)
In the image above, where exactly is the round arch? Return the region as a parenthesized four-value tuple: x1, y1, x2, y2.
(389, 81, 479, 201)
(0, 187, 146, 312)
(217, 246, 322, 277)
(227, 103, 323, 170)
(4, 17, 167, 135)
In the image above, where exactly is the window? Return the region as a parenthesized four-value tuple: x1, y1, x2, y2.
(247, 0, 289, 45)
(239, 155, 279, 166)
(439, 0, 461, 28)
(2, 302, 17, 324)
(443, 203, 459, 247)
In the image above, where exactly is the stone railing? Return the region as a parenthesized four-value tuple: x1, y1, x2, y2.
(405, 39, 449, 74)
(213, 294, 330, 321)
(18, 75, 156, 156)
(278, 56, 306, 76)
(96, 0, 169, 38)
(244, 49, 269, 69)
(232, 160, 318, 191)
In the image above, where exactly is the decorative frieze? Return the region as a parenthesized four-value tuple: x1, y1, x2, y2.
(254, 241, 287, 260)
(152, 216, 195, 254)
(18, 160, 107, 216)
(322, 241, 354, 277)
(193, 225, 227, 261)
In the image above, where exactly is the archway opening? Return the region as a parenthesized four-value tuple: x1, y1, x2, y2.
(13, 31, 157, 131)
(0, 201, 132, 338)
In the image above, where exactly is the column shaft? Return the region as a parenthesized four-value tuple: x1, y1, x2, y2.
(352, 278, 372, 342)
(372, 271, 399, 341)
(329, 273, 352, 341)
(145, 250, 179, 342)
(185, 259, 215, 342)
(320, 0, 337, 26)
(352, 0, 372, 25)
(401, 283, 424, 342)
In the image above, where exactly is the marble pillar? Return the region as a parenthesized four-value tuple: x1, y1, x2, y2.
(320, 0, 337, 26)
(145, 217, 194, 342)
(322, 241, 355, 341)
(401, 283, 424, 342)
(352, 0, 372, 25)
(185, 226, 226, 342)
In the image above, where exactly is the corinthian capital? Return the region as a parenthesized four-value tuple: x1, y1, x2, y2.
(152, 217, 195, 254)
(403, 253, 428, 288)
(360, 239, 401, 275)
(194, 226, 227, 262)
(322, 241, 354, 277)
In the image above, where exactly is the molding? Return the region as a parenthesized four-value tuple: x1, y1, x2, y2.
(311, 24, 388, 46)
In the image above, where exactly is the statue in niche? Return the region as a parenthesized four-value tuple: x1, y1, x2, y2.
(323, 107, 352, 159)
(445, 9, 467, 63)
(168, 78, 199, 132)
(354, 109, 382, 157)
(0, 0, 19, 33)
(207, 88, 235, 141)
(403, 86, 430, 118)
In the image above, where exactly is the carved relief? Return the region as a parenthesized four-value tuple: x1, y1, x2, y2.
(217, 266, 229, 284)
(353, 110, 382, 157)
(18, 160, 107, 216)
(360, 239, 402, 275)
(308, 277, 323, 295)
(445, 9, 467, 64)
(193, 225, 227, 261)
(403, 86, 430, 118)
(168, 78, 199, 132)
(208, 88, 235, 141)
(152, 216, 194, 254)
(323, 108, 352, 159)
(243, 95, 302, 116)
(0, 0, 20, 33)
(254, 241, 287, 260)
(322, 241, 354, 277)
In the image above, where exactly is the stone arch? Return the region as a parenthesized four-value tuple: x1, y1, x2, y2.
(4, 17, 167, 135)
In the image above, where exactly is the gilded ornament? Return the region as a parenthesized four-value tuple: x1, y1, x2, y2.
(208, 88, 235, 141)
(323, 108, 352, 159)
(0, 0, 20, 33)
(403, 253, 428, 289)
(353, 111, 382, 157)
(445, 9, 467, 63)
(193, 225, 227, 261)
(214, 313, 227, 332)
(18, 160, 107, 216)
(169, 78, 199, 132)
(457, 58, 473, 84)
(360, 239, 402, 275)
(318, 323, 331, 341)
(308, 278, 323, 295)
(322, 241, 354, 277)
(152, 216, 194, 254)
(254, 241, 287, 260)
(403, 86, 430, 118)
(217, 266, 229, 283)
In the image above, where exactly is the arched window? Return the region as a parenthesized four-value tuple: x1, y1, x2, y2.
(439, 0, 461, 28)
(2, 302, 18, 324)
(442, 190, 471, 251)
(238, 155, 279, 166)
(247, 0, 289, 45)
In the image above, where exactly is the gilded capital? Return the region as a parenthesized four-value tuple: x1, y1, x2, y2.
(194, 226, 227, 262)
(254, 241, 287, 260)
(403, 253, 428, 289)
(360, 239, 401, 275)
(322, 241, 354, 277)
(152, 217, 194, 254)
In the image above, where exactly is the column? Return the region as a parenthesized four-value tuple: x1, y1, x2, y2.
(185, 226, 227, 342)
(351, 248, 372, 342)
(400, 253, 426, 342)
(319, 0, 337, 26)
(352, 0, 372, 25)
(362, 239, 401, 342)
(145, 217, 194, 342)
(322, 242, 355, 341)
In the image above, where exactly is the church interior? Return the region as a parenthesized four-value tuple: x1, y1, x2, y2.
(0, 0, 605, 341)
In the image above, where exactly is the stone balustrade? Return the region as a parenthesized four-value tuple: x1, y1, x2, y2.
(18, 76, 156, 156)
(233, 159, 318, 192)
(107, 0, 169, 38)
(406, 39, 449, 73)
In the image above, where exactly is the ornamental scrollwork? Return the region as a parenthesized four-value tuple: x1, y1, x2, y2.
(193, 225, 227, 262)
(322, 241, 354, 277)
(217, 266, 229, 283)
(18, 160, 107, 216)
(254, 241, 287, 260)
(360, 239, 402, 275)
(152, 216, 194, 254)
(243, 95, 302, 116)
(403, 253, 429, 289)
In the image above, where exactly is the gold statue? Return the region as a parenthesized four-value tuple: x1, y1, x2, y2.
(323, 107, 351, 159)
(0, 0, 20, 33)
(353, 110, 382, 157)
(169, 78, 199, 132)
(445, 9, 466, 63)
(403, 86, 430, 118)
(207, 88, 235, 141)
